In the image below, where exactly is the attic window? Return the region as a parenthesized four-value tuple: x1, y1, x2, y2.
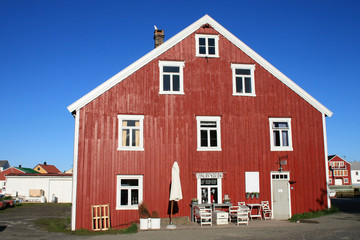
(231, 64, 256, 96)
(195, 34, 219, 58)
(158, 61, 185, 94)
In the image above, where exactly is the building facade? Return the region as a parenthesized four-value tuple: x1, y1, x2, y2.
(68, 15, 332, 230)
(328, 155, 352, 186)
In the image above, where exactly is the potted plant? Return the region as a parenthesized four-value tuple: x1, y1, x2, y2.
(191, 198, 198, 204)
(138, 202, 151, 230)
(223, 196, 231, 203)
(255, 192, 260, 199)
(246, 192, 250, 199)
(251, 192, 255, 199)
(150, 211, 161, 229)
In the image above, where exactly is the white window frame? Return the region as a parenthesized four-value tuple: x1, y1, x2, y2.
(231, 63, 256, 96)
(269, 118, 293, 151)
(195, 34, 219, 58)
(196, 172, 223, 204)
(159, 61, 185, 94)
(196, 116, 221, 151)
(116, 175, 143, 210)
(117, 115, 144, 151)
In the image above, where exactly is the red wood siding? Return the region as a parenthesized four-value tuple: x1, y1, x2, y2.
(328, 156, 352, 186)
(74, 27, 328, 230)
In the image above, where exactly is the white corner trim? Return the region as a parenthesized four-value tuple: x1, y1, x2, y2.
(71, 109, 80, 231)
(322, 113, 331, 209)
(67, 14, 332, 117)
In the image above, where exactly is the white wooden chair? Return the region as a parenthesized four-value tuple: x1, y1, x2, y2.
(229, 206, 249, 225)
(194, 206, 212, 226)
(261, 201, 272, 220)
(238, 202, 246, 206)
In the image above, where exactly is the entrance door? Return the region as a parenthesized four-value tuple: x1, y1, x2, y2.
(334, 179, 342, 185)
(271, 173, 290, 219)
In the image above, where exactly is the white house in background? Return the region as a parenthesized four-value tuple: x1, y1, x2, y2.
(351, 162, 360, 187)
(5, 173, 72, 202)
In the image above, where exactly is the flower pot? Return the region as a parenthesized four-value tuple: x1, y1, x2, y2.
(140, 218, 150, 230)
(246, 193, 250, 199)
(251, 194, 254, 199)
(150, 218, 161, 229)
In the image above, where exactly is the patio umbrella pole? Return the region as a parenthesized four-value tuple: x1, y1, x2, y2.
(170, 200, 174, 225)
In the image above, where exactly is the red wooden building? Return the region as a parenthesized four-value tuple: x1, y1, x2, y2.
(328, 155, 351, 186)
(68, 15, 333, 230)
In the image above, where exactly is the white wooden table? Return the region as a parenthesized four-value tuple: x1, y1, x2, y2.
(247, 203, 262, 220)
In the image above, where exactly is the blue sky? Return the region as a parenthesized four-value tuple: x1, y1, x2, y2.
(1, 0, 359, 171)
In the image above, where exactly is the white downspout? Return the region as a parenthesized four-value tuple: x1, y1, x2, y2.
(71, 109, 80, 231)
(322, 113, 331, 208)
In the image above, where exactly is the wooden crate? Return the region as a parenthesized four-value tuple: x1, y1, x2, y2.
(92, 204, 110, 231)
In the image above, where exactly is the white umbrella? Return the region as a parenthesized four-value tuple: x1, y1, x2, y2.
(168, 161, 182, 228)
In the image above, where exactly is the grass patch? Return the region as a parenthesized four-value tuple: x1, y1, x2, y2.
(35, 217, 138, 235)
(289, 206, 339, 222)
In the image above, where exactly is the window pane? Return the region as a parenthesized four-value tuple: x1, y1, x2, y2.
(208, 38, 215, 46)
(201, 130, 208, 147)
(121, 179, 139, 186)
(173, 75, 180, 91)
(274, 131, 280, 146)
(210, 188, 218, 203)
(282, 131, 289, 146)
(208, 46, 215, 55)
(125, 120, 136, 127)
(200, 121, 216, 128)
(201, 188, 208, 203)
(201, 178, 217, 185)
(245, 77, 252, 93)
(209, 130, 217, 147)
(199, 46, 206, 54)
(163, 75, 170, 91)
(131, 189, 138, 205)
(236, 69, 251, 75)
(274, 122, 288, 128)
(122, 129, 130, 146)
(163, 66, 179, 73)
(132, 129, 140, 146)
(121, 189, 128, 205)
(236, 77, 243, 93)
(199, 38, 206, 46)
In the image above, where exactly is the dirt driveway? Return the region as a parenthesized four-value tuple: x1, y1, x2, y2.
(1, 199, 360, 240)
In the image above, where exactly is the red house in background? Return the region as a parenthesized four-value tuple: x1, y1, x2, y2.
(328, 155, 352, 186)
(68, 15, 333, 230)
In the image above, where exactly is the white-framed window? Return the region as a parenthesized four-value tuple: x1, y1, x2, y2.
(196, 116, 221, 151)
(118, 115, 144, 151)
(269, 118, 293, 151)
(231, 64, 256, 96)
(196, 172, 223, 204)
(116, 175, 143, 210)
(329, 161, 344, 168)
(159, 61, 185, 94)
(344, 178, 349, 183)
(195, 34, 219, 58)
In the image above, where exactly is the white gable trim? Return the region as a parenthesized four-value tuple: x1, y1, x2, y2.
(67, 14, 332, 117)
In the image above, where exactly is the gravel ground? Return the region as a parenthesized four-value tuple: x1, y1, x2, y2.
(0, 199, 359, 240)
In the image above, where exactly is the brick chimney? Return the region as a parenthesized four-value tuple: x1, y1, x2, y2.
(154, 29, 165, 48)
(44, 161, 47, 165)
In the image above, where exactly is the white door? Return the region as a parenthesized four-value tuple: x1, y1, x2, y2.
(334, 179, 342, 185)
(272, 173, 290, 219)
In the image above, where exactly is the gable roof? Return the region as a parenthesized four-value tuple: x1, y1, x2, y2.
(328, 155, 351, 164)
(14, 167, 39, 174)
(67, 14, 332, 117)
(34, 164, 61, 174)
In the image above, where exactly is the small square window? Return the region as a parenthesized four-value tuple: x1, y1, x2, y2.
(196, 116, 221, 151)
(159, 61, 185, 94)
(269, 118, 293, 151)
(231, 64, 256, 96)
(195, 34, 219, 58)
(118, 115, 144, 151)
